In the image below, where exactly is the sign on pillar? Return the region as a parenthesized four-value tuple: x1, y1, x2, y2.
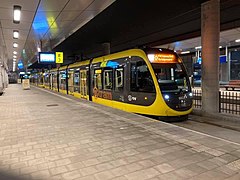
(56, 52, 63, 64)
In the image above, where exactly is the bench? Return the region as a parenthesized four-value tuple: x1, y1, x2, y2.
(224, 80, 240, 90)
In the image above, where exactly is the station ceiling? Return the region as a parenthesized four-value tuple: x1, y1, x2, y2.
(0, 0, 240, 70)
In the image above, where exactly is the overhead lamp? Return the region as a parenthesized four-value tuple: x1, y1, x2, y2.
(219, 46, 222, 48)
(13, 42, 18, 48)
(235, 39, 240, 43)
(195, 46, 202, 49)
(13, 58, 16, 61)
(37, 47, 41, 52)
(13, 30, 19, 39)
(13, 5, 21, 24)
(13, 51, 17, 55)
(181, 51, 190, 54)
(13, 55, 17, 58)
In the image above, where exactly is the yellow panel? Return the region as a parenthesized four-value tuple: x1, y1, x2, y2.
(73, 92, 81, 98)
(58, 66, 67, 71)
(56, 52, 63, 64)
(68, 60, 90, 69)
(59, 89, 67, 94)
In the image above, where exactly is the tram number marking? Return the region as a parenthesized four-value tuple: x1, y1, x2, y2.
(128, 95, 137, 101)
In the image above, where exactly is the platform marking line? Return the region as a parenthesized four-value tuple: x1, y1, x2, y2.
(34, 86, 240, 146)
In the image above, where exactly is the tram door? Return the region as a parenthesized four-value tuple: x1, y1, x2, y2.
(80, 70, 87, 99)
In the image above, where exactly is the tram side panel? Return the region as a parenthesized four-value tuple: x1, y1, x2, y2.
(90, 51, 159, 114)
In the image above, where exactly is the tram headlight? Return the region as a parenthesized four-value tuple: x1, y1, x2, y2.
(164, 94, 170, 100)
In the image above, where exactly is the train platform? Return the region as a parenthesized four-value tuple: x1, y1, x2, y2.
(0, 84, 240, 180)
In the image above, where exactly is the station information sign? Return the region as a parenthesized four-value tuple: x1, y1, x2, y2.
(38, 52, 64, 64)
(39, 52, 55, 64)
(56, 52, 63, 64)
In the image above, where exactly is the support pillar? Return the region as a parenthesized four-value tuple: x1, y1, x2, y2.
(102, 42, 111, 55)
(201, 0, 220, 113)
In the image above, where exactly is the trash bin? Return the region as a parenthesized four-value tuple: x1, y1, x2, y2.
(22, 79, 30, 90)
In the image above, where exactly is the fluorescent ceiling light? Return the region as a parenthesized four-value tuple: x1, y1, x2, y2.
(13, 42, 18, 48)
(195, 46, 202, 49)
(13, 30, 19, 39)
(13, 51, 17, 55)
(13, 58, 16, 61)
(235, 39, 240, 42)
(181, 51, 190, 54)
(13, 5, 21, 23)
(13, 55, 17, 58)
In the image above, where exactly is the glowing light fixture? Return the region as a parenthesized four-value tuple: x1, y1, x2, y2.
(13, 55, 17, 59)
(147, 54, 155, 62)
(195, 46, 202, 49)
(13, 51, 17, 55)
(164, 95, 170, 100)
(37, 47, 41, 52)
(13, 58, 16, 61)
(13, 5, 21, 24)
(13, 42, 18, 48)
(13, 30, 19, 39)
(235, 39, 240, 42)
(180, 51, 190, 54)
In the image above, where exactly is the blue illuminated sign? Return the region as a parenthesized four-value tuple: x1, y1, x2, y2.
(39, 52, 55, 64)
(106, 61, 119, 68)
(220, 55, 227, 63)
(197, 56, 227, 64)
(18, 59, 24, 69)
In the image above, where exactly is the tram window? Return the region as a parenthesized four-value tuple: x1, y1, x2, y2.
(73, 69, 80, 93)
(93, 69, 102, 89)
(130, 61, 155, 92)
(39, 74, 43, 85)
(103, 69, 113, 90)
(152, 63, 189, 92)
(115, 68, 123, 91)
(60, 71, 67, 90)
(53, 72, 58, 89)
(44, 74, 49, 84)
(60, 71, 66, 84)
(68, 71, 73, 85)
(68, 69, 74, 92)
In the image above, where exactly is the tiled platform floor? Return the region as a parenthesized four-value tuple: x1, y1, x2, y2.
(0, 84, 240, 180)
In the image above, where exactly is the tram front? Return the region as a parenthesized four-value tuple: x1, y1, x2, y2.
(147, 48, 193, 115)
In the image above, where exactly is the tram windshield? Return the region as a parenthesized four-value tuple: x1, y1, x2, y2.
(151, 63, 190, 93)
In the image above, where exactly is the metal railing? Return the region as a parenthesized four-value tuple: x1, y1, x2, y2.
(192, 89, 240, 115)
